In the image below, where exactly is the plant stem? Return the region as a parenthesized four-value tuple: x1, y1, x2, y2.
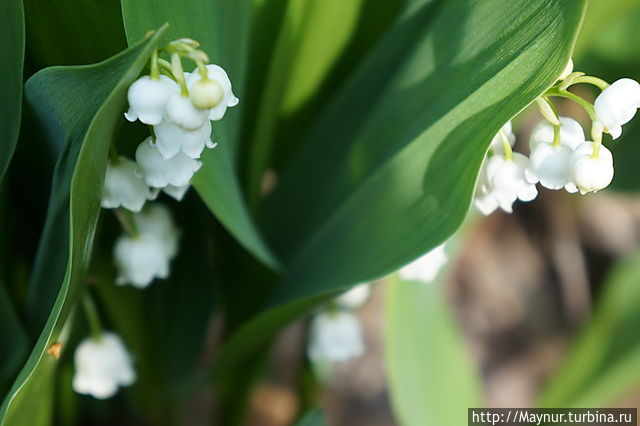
(82, 293, 103, 342)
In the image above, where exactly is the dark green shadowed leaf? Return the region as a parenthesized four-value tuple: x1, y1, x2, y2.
(218, 0, 586, 368)
(0, 0, 24, 183)
(120, 0, 280, 269)
(0, 27, 167, 426)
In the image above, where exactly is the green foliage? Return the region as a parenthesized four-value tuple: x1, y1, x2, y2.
(215, 0, 587, 370)
(539, 250, 640, 407)
(385, 275, 483, 426)
(0, 0, 24, 183)
(0, 27, 167, 425)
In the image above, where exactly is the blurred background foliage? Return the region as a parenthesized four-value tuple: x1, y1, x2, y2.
(3, 0, 640, 425)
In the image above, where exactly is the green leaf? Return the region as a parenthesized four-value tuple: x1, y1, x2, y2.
(120, 0, 279, 269)
(385, 275, 483, 426)
(295, 408, 327, 426)
(0, 285, 28, 396)
(23, 0, 127, 70)
(0, 0, 24, 183)
(0, 27, 167, 425)
(539, 250, 640, 407)
(219, 0, 587, 368)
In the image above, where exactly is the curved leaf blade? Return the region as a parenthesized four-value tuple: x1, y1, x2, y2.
(219, 0, 586, 368)
(264, 0, 586, 305)
(0, 27, 167, 425)
(0, 0, 24, 183)
(120, 0, 280, 269)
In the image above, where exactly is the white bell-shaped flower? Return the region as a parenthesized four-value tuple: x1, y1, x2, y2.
(132, 204, 180, 258)
(489, 121, 515, 154)
(528, 143, 574, 191)
(154, 119, 214, 160)
(474, 160, 500, 215)
(570, 142, 614, 194)
(594, 78, 640, 139)
(72, 332, 135, 399)
(135, 137, 202, 188)
(165, 93, 209, 130)
(308, 311, 364, 363)
(114, 233, 172, 288)
(101, 156, 155, 212)
(398, 243, 448, 283)
(336, 284, 371, 310)
(529, 117, 585, 151)
(187, 64, 239, 121)
(124, 75, 179, 125)
(485, 153, 538, 214)
(162, 184, 190, 201)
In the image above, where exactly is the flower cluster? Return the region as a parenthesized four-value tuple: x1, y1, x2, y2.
(474, 61, 640, 215)
(73, 38, 238, 400)
(307, 284, 371, 364)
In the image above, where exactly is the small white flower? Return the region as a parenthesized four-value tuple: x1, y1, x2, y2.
(594, 78, 640, 139)
(132, 204, 180, 258)
(308, 311, 364, 364)
(489, 121, 515, 154)
(570, 141, 614, 194)
(336, 284, 371, 310)
(154, 119, 214, 159)
(165, 94, 209, 130)
(124, 75, 179, 125)
(474, 160, 500, 215)
(72, 333, 135, 399)
(559, 58, 573, 80)
(135, 137, 202, 188)
(101, 156, 155, 212)
(528, 143, 574, 191)
(114, 233, 171, 288)
(187, 64, 239, 121)
(529, 117, 585, 151)
(162, 184, 190, 201)
(480, 153, 538, 214)
(398, 243, 448, 283)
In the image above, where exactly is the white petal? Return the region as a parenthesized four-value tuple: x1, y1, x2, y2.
(165, 94, 208, 130)
(594, 78, 640, 133)
(101, 156, 153, 212)
(336, 284, 371, 310)
(126, 75, 179, 125)
(398, 244, 448, 282)
(187, 64, 239, 121)
(307, 311, 364, 363)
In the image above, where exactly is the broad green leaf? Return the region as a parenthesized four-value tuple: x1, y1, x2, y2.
(120, 0, 279, 269)
(385, 275, 483, 426)
(539, 251, 640, 407)
(0, 27, 167, 425)
(245, 0, 368, 203)
(219, 0, 586, 368)
(23, 0, 126, 70)
(0, 0, 24, 183)
(0, 285, 28, 396)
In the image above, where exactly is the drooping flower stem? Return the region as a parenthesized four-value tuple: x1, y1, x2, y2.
(498, 129, 513, 161)
(149, 50, 160, 80)
(114, 208, 139, 238)
(569, 75, 610, 91)
(535, 97, 560, 125)
(544, 88, 598, 122)
(82, 293, 103, 342)
(171, 53, 189, 96)
(591, 122, 603, 159)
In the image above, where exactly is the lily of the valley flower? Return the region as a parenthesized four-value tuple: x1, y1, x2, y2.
(165, 93, 209, 130)
(124, 75, 179, 125)
(594, 78, 640, 139)
(72, 333, 135, 399)
(135, 137, 202, 188)
(101, 156, 155, 212)
(476, 153, 538, 214)
(307, 311, 365, 364)
(187, 64, 239, 121)
(489, 121, 515, 154)
(154, 119, 214, 160)
(336, 284, 371, 310)
(114, 205, 180, 288)
(527, 117, 586, 191)
(162, 184, 191, 201)
(570, 142, 614, 194)
(398, 243, 448, 283)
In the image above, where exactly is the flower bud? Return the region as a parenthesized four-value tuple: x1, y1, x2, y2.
(189, 78, 224, 109)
